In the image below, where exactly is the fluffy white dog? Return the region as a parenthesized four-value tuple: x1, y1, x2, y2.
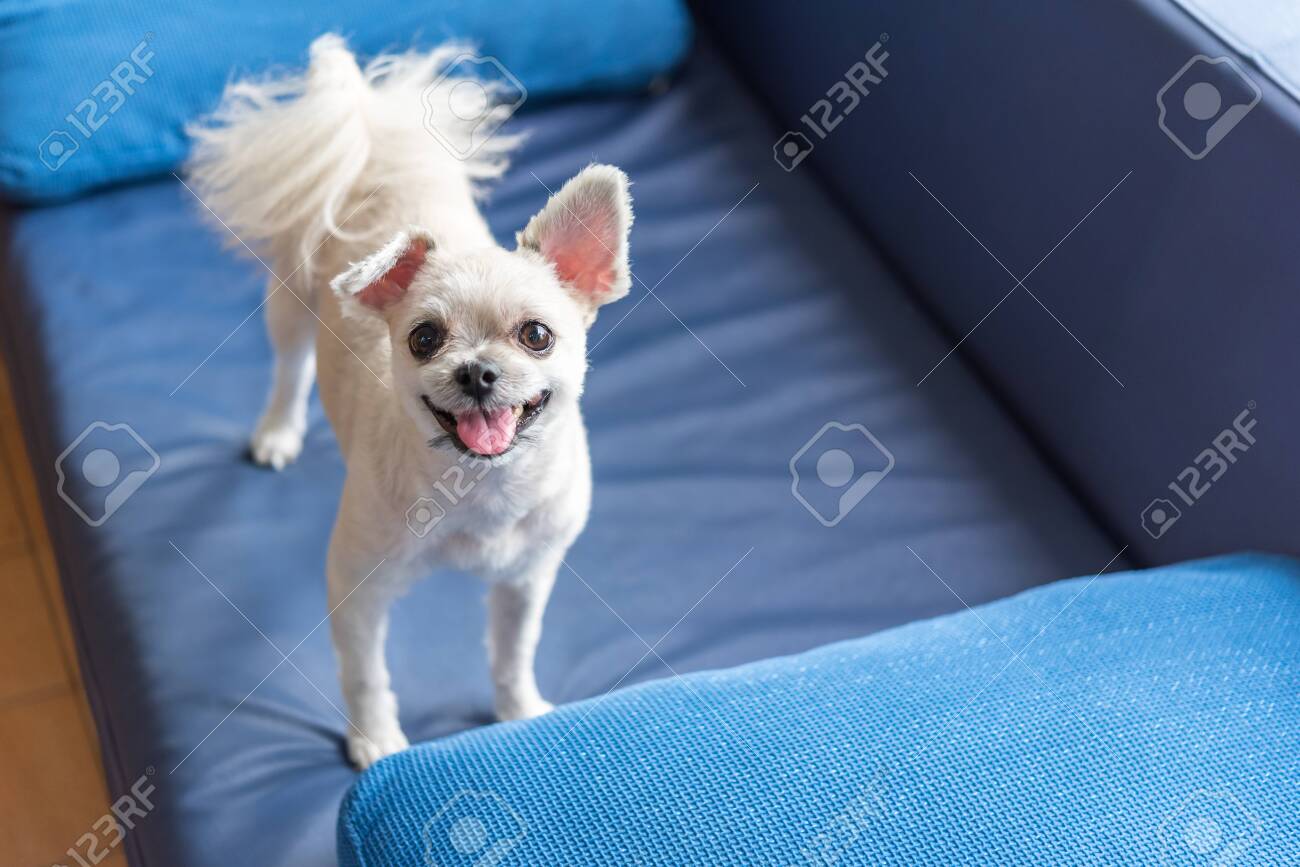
(188, 35, 632, 768)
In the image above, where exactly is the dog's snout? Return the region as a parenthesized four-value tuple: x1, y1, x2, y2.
(455, 360, 500, 400)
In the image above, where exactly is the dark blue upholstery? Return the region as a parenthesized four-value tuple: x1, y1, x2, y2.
(341, 554, 1300, 866)
(0, 39, 1127, 867)
(693, 0, 1300, 566)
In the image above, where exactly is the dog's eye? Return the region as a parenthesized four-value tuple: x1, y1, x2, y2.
(408, 323, 443, 360)
(518, 321, 553, 353)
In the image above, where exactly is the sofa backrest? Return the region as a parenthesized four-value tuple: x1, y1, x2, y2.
(693, 0, 1300, 565)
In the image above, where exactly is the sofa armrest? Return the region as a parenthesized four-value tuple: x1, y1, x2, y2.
(340, 554, 1300, 865)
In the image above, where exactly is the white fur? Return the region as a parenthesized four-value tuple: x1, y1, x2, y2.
(518, 163, 634, 314)
(188, 35, 633, 768)
(331, 227, 436, 304)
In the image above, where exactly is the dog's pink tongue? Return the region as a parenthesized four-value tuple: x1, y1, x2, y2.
(456, 407, 516, 455)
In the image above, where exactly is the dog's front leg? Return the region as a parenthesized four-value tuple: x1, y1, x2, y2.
(328, 548, 410, 769)
(487, 555, 559, 722)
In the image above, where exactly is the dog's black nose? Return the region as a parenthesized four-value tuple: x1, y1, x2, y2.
(455, 360, 500, 400)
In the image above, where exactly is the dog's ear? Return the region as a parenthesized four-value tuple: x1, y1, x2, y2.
(517, 165, 633, 315)
(331, 228, 435, 314)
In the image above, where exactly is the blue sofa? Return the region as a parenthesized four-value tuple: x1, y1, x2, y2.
(1, 1, 1296, 865)
(342, 553, 1299, 865)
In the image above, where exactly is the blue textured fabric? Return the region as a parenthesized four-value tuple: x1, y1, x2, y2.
(340, 554, 1300, 866)
(693, 0, 1300, 567)
(0, 0, 691, 203)
(0, 39, 1124, 867)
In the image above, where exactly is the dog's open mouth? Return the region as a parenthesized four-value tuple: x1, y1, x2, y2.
(422, 391, 551, 456)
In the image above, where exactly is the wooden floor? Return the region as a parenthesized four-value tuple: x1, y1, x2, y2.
(0, 358, 128, 867)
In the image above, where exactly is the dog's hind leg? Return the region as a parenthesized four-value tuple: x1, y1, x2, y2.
(251, 278, 317, 469)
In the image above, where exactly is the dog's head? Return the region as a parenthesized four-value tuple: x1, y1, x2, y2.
(330, 164, 633, 458)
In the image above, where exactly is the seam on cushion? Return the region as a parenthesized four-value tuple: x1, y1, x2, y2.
(338, 784, 371, 867)
(338, 758, 408, 867)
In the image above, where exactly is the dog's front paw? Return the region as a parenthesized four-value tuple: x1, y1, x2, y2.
(250, 417, 305, 470)
(347, 725, 410, 771)
(496, 696, 555, 722)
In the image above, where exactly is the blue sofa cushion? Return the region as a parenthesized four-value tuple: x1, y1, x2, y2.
(0, 38, 1125, 867)
(340, 554, 1300, 866)
(0, 0, 691, 203)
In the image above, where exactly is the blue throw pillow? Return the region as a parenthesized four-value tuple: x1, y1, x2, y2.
(0, 0, 691, 203)
(339, 553, 1300, 865)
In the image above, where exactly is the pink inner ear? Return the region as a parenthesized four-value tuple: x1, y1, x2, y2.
(359, 239, 428, 310)
(542, 218, 616, 297)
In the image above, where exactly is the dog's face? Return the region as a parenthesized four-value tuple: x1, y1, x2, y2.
(331, 165, 633, 458)
(388, 248, 589, 457)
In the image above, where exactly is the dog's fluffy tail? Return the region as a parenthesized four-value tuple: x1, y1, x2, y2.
(187, 34, 520, 280)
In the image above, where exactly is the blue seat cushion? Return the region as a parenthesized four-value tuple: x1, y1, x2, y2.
(0, 0, 691, 203)
(341, 553, 1300, 866)
(0, 39, 1123, 866)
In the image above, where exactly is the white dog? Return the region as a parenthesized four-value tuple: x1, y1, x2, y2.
(188, 35, 632, 768)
